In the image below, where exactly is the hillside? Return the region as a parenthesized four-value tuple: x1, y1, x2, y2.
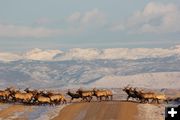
(0, 46, 180, 89)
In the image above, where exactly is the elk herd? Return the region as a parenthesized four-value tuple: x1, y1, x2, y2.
(123, 86, 168, 104)
(0, 86, 170, 106)
(67, 88, 113, 102)
(0, 87, 67, 105)
(0, 87, 113, 105)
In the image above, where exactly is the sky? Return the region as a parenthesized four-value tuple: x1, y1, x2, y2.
(0, 0, 180, 51)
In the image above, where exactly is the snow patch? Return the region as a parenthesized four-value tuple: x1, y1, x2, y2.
(24, 48, 63, 61)
(137, 104, 165, 120)
(91, 72, 180, 89)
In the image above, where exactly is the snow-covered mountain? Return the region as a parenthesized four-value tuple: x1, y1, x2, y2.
(25, 48, 63, 61)
(0, 52, 21, 62)
(0, 56, 180, 89)
(0, 45, 180, 89)
(0, 45, 180, 61)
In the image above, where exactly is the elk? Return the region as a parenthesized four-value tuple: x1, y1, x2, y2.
(67, 90, 81, 102)
(12, 90, 34, 103)
(93, 89, 107, 101)
(134, 89, 167, 104)
(152, 94, 168, 104)
(105, 89, 113, 100)
(76, 89, 93, 102)
(123, 87, 137, 101)
(33, 93, 51, 105)
(0, 88, 11, 101)
(136, 90, 155, 103)
(31, 91, 52, 105)
(47, 92, 67, 104)
(93, 88, 113, 101)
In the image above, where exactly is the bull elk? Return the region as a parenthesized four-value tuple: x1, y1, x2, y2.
(123, 87, 137, 101)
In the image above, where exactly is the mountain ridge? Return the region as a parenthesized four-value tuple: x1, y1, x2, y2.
(0, 45, 180, 61)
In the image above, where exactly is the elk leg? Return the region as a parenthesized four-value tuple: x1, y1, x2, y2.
(107, 96, 109, 101)
(144, 98, 147, 103)
(165, 100, 168, 104)
(105, 96, 108, 101)
(98, 96, 100, 102)
(151, 99, 154, 103)
(100, 96, 102, 102)
(88, 97, 90, 102)
(81, 97, 84, 102)
(70, 98, 73, 103)
(64, 99, 67, 104)
(88, 96, 91, 102)
(87, 97, 89, 102)
(146, 99, 149, 103)
(85, 97, 88, 102)
(140, 98, 144, 103)
(96, 96, 99, 101)
(157, 99, 160, 104)
(127, 96, 130, 101)
(89, 96, 92, 102)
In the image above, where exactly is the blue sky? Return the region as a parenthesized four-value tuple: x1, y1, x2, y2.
(0, 0, 180, 51)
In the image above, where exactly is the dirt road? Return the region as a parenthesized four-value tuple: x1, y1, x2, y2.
(53, 101, 138, 120)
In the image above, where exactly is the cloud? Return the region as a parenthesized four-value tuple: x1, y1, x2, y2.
(67, 8, 106, 26)
(81, 9, 106, 25)
(0, 24, 76, 38)
(0, 9, 106, 38)
(111, 2, 180, 34)
(67, 12, 81, 23)
(0, 24, 65, 38)
(35, 18, 56, 25)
